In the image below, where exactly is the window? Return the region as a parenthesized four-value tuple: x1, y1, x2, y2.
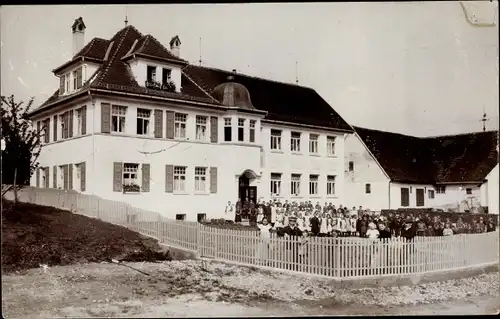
(348, 161, 354, 172)
(365, 183, 371, 194)
(123, 163, 139, 186)
(466, 188, 472, 195)
(196, 116, 208, 141)
(65, 73, 70, 93)
(173, 166, 186, 192)
(428, 189, 435, 199)
(270, 173, 281, 197)
(197, 213, 206, 222)
(291, 174, 301, 196)
(401, 188, 410, 207)
(436, 186, 446, 194)
(60, 75, 66, 94)
(58, 165, 65, 189)
(270, 129, 282, 150)
(175, 214, 186, 221)
(43, 119, 50, 143)
(327, 175, 336, 195)
(59, 114, 65, 138)
(72, 67, 83, 90)
(238, 118, 245, 142)
(136, 108, 151, 135)
(147, 65, 156, 82)
(309, 175, 319, 195)
(194, 167, 207, 192)
(162, 68, 172, 84)
(249, 120, 256, 143)
(112, 105, 127, 133)
(224, 118, 232, 141)
(309, 134, 318, 154)
(291, 132, 301, 152)
(174, 113, 187, 139)
(327, 136, 336, 156)
(76, 108, 83, 136)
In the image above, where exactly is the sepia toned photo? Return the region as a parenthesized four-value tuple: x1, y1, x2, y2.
(1, 2, 499, 317)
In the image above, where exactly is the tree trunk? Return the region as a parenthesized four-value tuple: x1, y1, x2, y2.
(13, 167, 18, 205)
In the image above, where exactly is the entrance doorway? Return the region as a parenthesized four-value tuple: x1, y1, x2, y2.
(238, 170, 258, 204)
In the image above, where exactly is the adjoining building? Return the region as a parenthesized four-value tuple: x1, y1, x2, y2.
(29, 17, 353, 221)
(344, 126, 499, 214)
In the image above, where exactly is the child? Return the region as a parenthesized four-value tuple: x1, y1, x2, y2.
(366, 222, 380, 241)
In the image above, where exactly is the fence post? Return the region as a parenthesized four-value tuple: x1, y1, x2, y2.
(335, 238, 341, 278)
(196, 223, 202, 258)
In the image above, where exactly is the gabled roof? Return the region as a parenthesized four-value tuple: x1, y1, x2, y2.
(52, 38, 110, 74)
(122, 34, 188, 65)
(353, 126, 499, 184)
(36, 24, 352, 132)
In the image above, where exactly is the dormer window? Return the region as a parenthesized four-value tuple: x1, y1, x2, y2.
(73, 67, 83, 90)
(65, 74, 70, 93)
(147, 65, 156, 82)
(162, 68, 171, 84)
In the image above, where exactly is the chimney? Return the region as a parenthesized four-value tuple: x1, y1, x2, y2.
(169, 35, 181, 58)
(72, 17, 86, 57)
(232, 69, 237, 73)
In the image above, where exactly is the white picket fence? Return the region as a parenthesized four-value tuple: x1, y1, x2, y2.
(5, 187, 499, 279)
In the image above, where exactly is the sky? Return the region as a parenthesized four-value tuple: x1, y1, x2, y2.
(1, 2, 498, 137)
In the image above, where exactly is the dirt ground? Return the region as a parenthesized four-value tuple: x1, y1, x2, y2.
(1, 201, 180, 274)
(2, 260, 498, 318)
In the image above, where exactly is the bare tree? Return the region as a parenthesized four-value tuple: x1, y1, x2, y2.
(1, 95, 44, 203)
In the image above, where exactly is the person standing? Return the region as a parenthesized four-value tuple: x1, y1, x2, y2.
(256, 217, 272, 266)
(235, 199, 242, 223)
(310, 211, 320, 237)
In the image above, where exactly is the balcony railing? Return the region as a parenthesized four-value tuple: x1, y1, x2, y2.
(145, 79, 176, 92)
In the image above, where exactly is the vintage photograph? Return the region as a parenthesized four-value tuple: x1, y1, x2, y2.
(1, 2, 499, 317)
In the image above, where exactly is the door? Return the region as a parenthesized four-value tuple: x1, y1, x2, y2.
(247, 186, 257, 204)
(416, 188, 425, 207)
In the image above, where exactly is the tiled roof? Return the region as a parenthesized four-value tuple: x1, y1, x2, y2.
(123, 34, 188, 64)
(74, 37, 110, 60)
(354, 126, 499, 184)
(182, 65, 352, 131)
(37, 24, 352, 132)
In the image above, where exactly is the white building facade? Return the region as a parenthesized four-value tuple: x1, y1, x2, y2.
(29, 18, 353, 221)
(344, 128, 498, 214)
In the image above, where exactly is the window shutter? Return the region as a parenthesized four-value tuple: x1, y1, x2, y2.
(53, 116, 58, 141)
(68, 110, 74, 138)
(142, 164, 150, 192)
(46, 119, 51, 143)
(59, 76, 65, 94)
(36, 168, 40, 187)
(166, 111, 175, 139)
(45, 167, 50, 188)
(210, 116, 218, 143)
(53, 165, 57, 188)
(80, 162, 86, 191)
(81, 106, 87, 135)
(37, 121, 41, 134)
(101, 103, 111, 133)
(210, 167, 218, 193)
(68, 164, 73, 190)
(113, 162, 123, 192)
(154, 109, 163, 138)
(63, 164, 69, 190)
(165, 164, 174, 193)
(77, 69, 82, 88)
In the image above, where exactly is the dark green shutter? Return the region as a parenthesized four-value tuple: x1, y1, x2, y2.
(142, 164, 150, 192)
(210, 167, 218, 193)
(154, 109, 163, 138)
(68, 110, 74, 138)
(53, 115, 58, 141)
(101, 103, 111, 133)
(166, 111, 175, 139)
(80, 162, 86, 191)
(45, 118, 51, 143)
(68, 164, 73, 190)
(53, 165, 57, 188)
(165, 165, 173, 193)
(81, 105, 87, 135)
(113, 162, 123, 192)
(36, 168, 40, 187)
(210, 116, 218, 143)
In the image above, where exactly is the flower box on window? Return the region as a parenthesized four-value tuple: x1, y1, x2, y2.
(161, 80, 176, 92)
(123, 183, 141, 193)
(145, 79, 176, 92)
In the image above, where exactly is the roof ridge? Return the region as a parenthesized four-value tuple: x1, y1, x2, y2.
(94, 26, 133, 87)
(180, 68, 220, 104)
(422, 130, 499, 139)
(190, 64, 313, 90)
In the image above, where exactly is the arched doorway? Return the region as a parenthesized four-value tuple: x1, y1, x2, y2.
(238, 170, 258, 203)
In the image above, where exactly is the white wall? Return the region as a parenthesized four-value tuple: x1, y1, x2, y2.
(431, 184, 481, 212)
(484, 164, 499, 214)
(129, 57, 182, 93)
(344, 133, 390, 210)
(260, 124, 346, 205)
(390, 183, 436, 209)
